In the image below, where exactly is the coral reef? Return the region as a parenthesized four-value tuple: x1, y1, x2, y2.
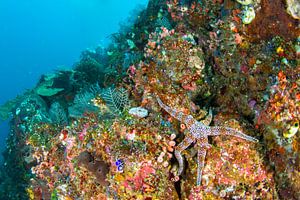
(246, 0, 299, 41)
(0, 0, 299, 199)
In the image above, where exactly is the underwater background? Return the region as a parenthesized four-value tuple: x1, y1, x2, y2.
(0, 0, 148, 161)
(0, 0, 299, 199)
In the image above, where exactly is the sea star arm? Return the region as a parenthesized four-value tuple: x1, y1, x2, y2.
(195, 136, 209, 186)
(156, 96, 187, 122)
(200, 108, 212, 126)
(174, 135, 194, 175)
(196, 148, 207, 186)
(208, 126, 258, 142)
(157, 96, 198, 131)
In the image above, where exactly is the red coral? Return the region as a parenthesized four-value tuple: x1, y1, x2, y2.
(124, 162, 155, 191)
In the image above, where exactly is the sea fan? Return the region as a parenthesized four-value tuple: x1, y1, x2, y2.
(68, 83, 101, 118)
(101, 87, 130, 116)
(156, 15, 172, 30)
(122, 52, 142, 70)
(49, 102, 68, 125)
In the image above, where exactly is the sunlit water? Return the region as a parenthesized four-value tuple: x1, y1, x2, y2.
(0, 0, 148, 161)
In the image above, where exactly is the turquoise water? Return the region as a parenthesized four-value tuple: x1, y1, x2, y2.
(0, 0, 148, 161)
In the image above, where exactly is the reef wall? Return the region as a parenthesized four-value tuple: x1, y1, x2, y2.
(0, 0, 299, 199)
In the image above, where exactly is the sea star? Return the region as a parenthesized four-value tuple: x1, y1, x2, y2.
(156, 96, 258, 185)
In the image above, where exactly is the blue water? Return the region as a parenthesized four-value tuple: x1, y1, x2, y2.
(0, 0, 148, 161)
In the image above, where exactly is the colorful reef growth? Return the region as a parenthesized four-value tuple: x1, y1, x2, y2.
(0, 0, 299, 199)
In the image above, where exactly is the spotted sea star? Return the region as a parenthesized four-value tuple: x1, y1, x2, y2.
(156, 96, 258, 185)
